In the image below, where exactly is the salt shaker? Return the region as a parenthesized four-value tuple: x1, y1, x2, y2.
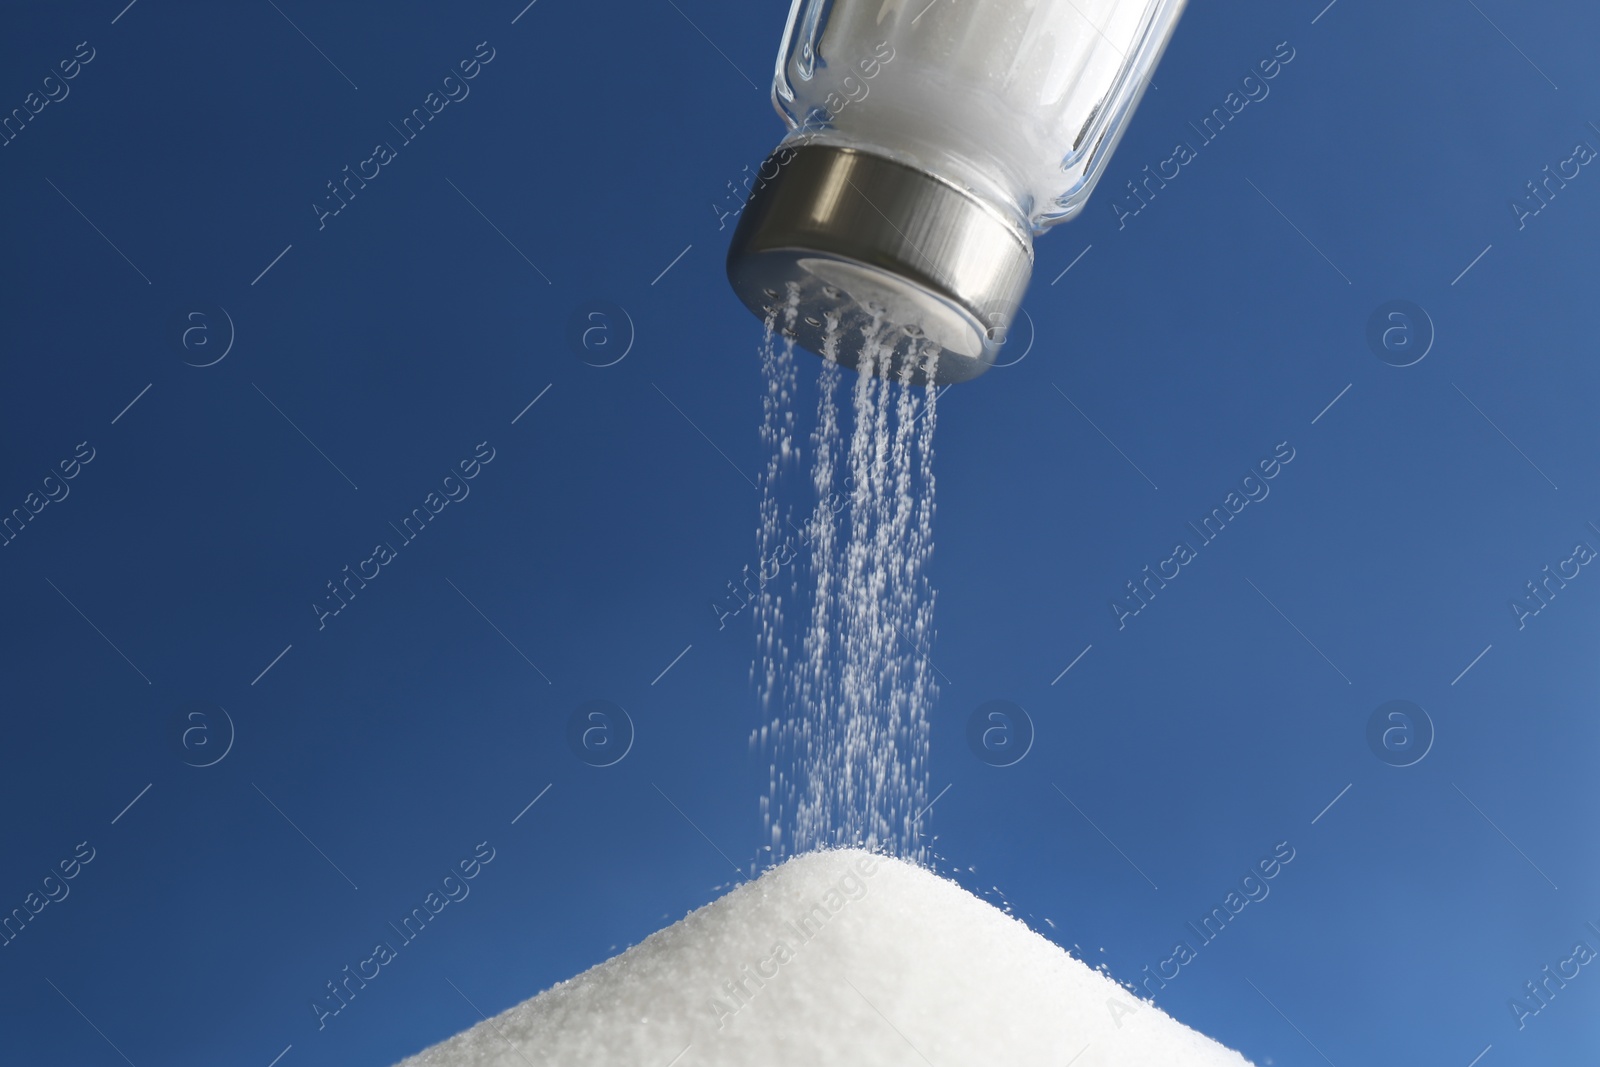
(727, 0, 1187, 383)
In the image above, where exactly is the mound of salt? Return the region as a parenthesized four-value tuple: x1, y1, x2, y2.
(395, 849, 1252, 1066)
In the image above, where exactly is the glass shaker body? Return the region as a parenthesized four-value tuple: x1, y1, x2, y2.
(777, 0, 1186, 231)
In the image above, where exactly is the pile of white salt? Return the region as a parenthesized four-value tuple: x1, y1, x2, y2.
(395, 849, 1252, 1066)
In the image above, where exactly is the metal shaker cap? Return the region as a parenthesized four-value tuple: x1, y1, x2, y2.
(726, 144, 1033, 386)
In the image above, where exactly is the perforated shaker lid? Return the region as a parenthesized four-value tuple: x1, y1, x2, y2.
(726, 143, 1034, 386)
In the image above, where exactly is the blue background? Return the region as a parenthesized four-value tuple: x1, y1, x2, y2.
(2, 1, 1597, 1064)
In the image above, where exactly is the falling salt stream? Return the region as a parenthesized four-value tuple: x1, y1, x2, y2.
(755, 306, 939, 866)
(751, 295, 798, 733)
